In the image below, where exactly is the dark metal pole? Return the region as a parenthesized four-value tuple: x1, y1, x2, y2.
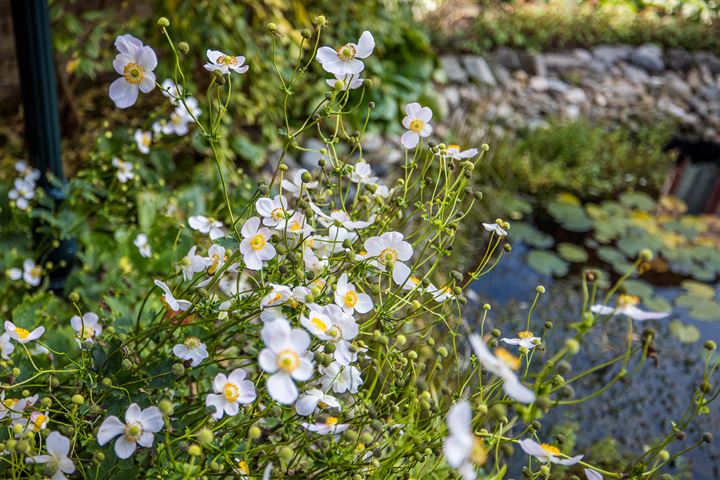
(11, 0, 76, 292)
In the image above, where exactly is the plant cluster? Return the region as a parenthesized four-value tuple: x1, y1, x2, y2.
(0, 15, 717, 480)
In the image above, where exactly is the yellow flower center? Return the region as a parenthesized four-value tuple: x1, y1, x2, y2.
(250, 233, 266, 251)
(289, 221, 302, 232)
(208, 253, 222, 275)
(518, 330, 534, 339)
(31, 414, 48, 432)
(185, 337, 201, 349)
(471, 437, 488, 465)
(409, 119, 425, 133)
(123, 62, 145, 85)
(311, 316, 329, 332)
(276, 349, 300, 373)
(271, 208, 286, 220)
(337, 44, 356, 61)
(618, 294, 640, 307)
(218, 55, 238, 66)
(495, 347, 521, 370)
(540, 443, 561, 456)
(325, 416, 339, 426)
(318, 400, 330, 409)
(224, 383, 240, 402)
(409, 276, 421, 285)
(267, 292, 283, 305)
(15, 328, 30, 341)
(30, 266, 42, 278)
(81, 326, 95, 340)
(141, 134, 151, 147)
(124, 422, 143, 442)
(344, 290, 358, 308)
(237, 460, 249, 475)
(378, 248, 398, 265)
(3, 399, 18, 409)
(447, 144, 462, 151)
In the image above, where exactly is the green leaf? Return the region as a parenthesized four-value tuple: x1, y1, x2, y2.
(669, 320, 701, 343)
(619, 191, 656, 210)
(546, 201, 592, 232)
(527, 250, 569, 276)
(681, 280, 716, 299)
(556, 243, 589, 263)
(509, 222, 554, 249)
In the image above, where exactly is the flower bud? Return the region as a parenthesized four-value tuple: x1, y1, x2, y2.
(704, 340, 717, 351)
(659, 450, 670, 461)
(545, 321, 553, 329)
(481, 144, 490, 151)
(71, 394, 84, 405)
(313, 15, 327, 26)
(267, 22, 278, 32)
(159, 399, 174, 415)
(101, 377, 112, 387)
(675, 431, 686, 441)
(565, 338, 580, 355)
(483, 303, 491, 311)
(342, 429, 358, 442)
(248, 425, 262, 441)
(68, 291, 80, 303)
(359, 431, 373, 444)
(334, 80, 346, 90)
(278, 446, 294, 462)
(536, 285, 545, 294)
(188, 444, 202, 456)
(437, 346, 448, 357)
(12, 423, 23, 435)
(301, 171, 313, 183)
(396, 335, 407, 346)
(702, 432, 713, 443)
(172, 363, 186, 376)
(301, 28, 312, 39)
(178, 42, 189, 54)
(197, 428, 214, 445)
(12, 367, 20, 376)
(639, 249, 653, 261)
(157, 17, 170, 27)
(491, 328, 501, 338)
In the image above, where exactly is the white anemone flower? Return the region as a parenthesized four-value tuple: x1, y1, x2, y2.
(97, 403, 163, 459)
(165, 110, 190, 136)
(437, 144, 479, 160)
(260, 284, 293, 309)
(188, 215, 225, 240)
(316, 31, 374, 76)
(21, 259, 42, 287)
(295, 388, 341, 416)
(153, 279, 192, 312)
(501, 330, 541, 350)
(334, 273, 373, 315)
(4, 321, 44, 344)
(205, 244, 227, 276)
(483, 222, 508, 237)
(173, 337, 208, 367)
(302, 417, 349, 435)
(176, 96, 201, 121)
(180, 246, 208, 281)
(277, 211, 314, 237)
(25, 431, 75, 480)
(0, 333, 15, 359)
(240, 217, 276, 271)
(134, 233, 152, 258)
(112, 157, 134, 183)
(363, 232, 414, 285)
(70, 312, 102, 342)
(109, 34, 156, 109)
(318, 210, 373, 230)
(204, 50, 249, 75)
(320, 361, 363, 394)
(282, 169, 318, 197)
(161, 78, 183, 104)
(206, 369, 256, 419)
(518, 438, 583, 465)
(326, 73, 365, 90)
(444, 401, 488, 480)
(591, 294, 670, 321)
(585, 469, 603, 480)
(350, 161, 378, 185)
(428, 285, 455, 303)
(258, 319, 314, 404)
(256, 195, 291, 228)
(134, 129, 152, 154)
(401, 102, 433, 149)
(301, 303, 358, 344)
(468, 334, 536, 404)
(8, 178, 35, 210)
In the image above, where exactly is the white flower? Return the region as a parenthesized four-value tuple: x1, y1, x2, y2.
(173, 337, 208, 367)
(177, 96, 201, 121)
(281, 169, 318, 197)
(438, 144, 479, 160)
(327, 210, 373, 230)
(6, 267, 22, 281)
(153, 279, 192, 312)
(205, 244, 227, 276)
(111, 157, 134, 183)
(206, 369, 256, 419)
(15, 161, 40, 181)
(301, 303, 358, 344)
(166, 110, 190, 136)
(8, 178, 36, 210)
(97, 403, 163, 459)
(483, 222, 507, 237)
(325, 73, 364, 90)
(256, 195, 291, 228)
(320, 361, 363, 394)
(180, 246, 208, 281)
(363, 232, 414, 285)
(444, 401, 488, 480)
(134, 129, 152, 154)
(278, 211, 314, 237)
(258, 319, 314, 404)
(428, 284, 455, 303)
(134, 233, 152, 258)
(501, 331, 541, 350)
(591, 294, 670, 321)
(4, 321, 44, 344)
(27, 410, 50, 433)
(188, 215, 225, 240)
(316, 31, 374, 76)
(70, 312, 102, 342)
(350, 161, 378, 185)
(161, 78, 183, 104)
(468, 333, 535, 404)
(518, 438, 583, 465)
(301, 417, 349, 435)
(334, 273, 373, 315)
(25, 431, 75, 480)
(261, 284, 293, 309)
(0, 333, 14, 359)
(585, 469, 603, 480)
(204, 50, 249, 75)
(240, 217, 276, 271)
(400, 102, 433, 149)
(20, 259, 42, 287)
(295, 388, 341, 416)
(109, 34, 157, 109)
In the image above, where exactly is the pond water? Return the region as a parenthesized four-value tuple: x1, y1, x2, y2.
(470, 243, 720, 479)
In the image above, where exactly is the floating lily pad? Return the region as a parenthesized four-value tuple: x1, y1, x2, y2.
(644, 295, 672, 313)
(510, 222, 555, 249)
(547, 200, 592, 233)
(556, 243, 589, 263)
(677, 296, 720, 321)
(597, 246, 626, 265)
(669, 320, 701, 344)
(619, 191, 656, 210)
(623, 279, 655, 302)
(617, 236, 649, 258)
(527, 250, 569, 277)
(690, 266, 717, 282)
(681, 280, 716, 299)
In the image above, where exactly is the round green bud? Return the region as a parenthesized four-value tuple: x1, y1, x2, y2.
(342, 429, 358, 442)
(248, 425, 262, 441)
(451, 270, 463, 282)
(210, 462, 222, 472)
(489, 403, 507, 419)
(188, 444, 202, 456)
(278, 163, 288, 172)
(157, 17, 170, 27)
(477, 403, 488, 415)
(159, 399, 174, 415)
(703, 432, 713, 443)
(540, 465, 550, 476)
(121, 358, 133, 370)
(12, 367, 20, 377)
(313, 15, 327, 26)
(278, 446, 294, 462)
(481, 144, 490, 151)
(197, 428, 214, 445)
(545, 321, 553, 329)
(407, 351, 418, 360)
(68, 291, 80, 303)
(101, 377, 112, 387)
(396, 335, 407, 346)
(267, 22, 278, 32)
(334, 80, 346, 90)
(178, 42, 189, 54)
(639, 249, 653, 261)
(704, 340, 717, 351)
(491, 328, 501, 338)
(359, 431, 373, 444)
(483, 303, 491, 311)
(437, 346, 448, 357)
(12, 423, 23, 435)
(16, 439, 30, 454)
(5, 439, 16, 452)
(565, 338, 580, 355)
(536, 285, 545, 294)
(301, 28, 312, 39)
(701, 381, 713, 393)
(301, 171, 312, 183)
(172, 363, 186, 376)
(659, 450, 670, 461)
(371, 420, 384, 432)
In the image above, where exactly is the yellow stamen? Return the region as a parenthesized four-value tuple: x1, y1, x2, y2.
(344, 291, 358, 308)
(224, 383, 240, 402)
(518, 330, 534, 339)
(276, 349, 300, 373)
(123, 62, 145, 85)
(250, 233, 266, 251)
(237, 460, 249, 475)
(15, 328, 30, 341)
(325, 416, 339, 426)
(409, 119, 425, 133)
(495, 347, 521, 370)
(311, 316, 329, 332)
(540, 444, 561, 456)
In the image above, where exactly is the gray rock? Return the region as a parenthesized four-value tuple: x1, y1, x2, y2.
(694, 51, 720, 75)
(443, 86, 461, 108)
(518, 52, 547, 76)
(546, 78, 570, 93)
(622, 63, 650, 84)
(529, 76, 549, 92)
(544, 52, 583, 71)
(663, 72, 692, 99)
(699, 85, 720, 102)
(629, 44, 664, 73)
(574, 49, 593, 63)
(440, 55, 468, 84)
(461, 55, 496, 85)
(592, 44, 632, 64)
(491, 64, 513, 87)
(666, 48, 693, 72)
(565, 88, 587, 104)
(492, 47, 521, 71)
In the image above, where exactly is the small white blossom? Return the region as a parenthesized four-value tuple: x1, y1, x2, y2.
(173, 337, 208, 367)
(334, 273, 373, 315)
(8, 178, 36, 210)
(97, 403, 163, 459)
(501, 331, 541, 350)
(363, 232, 414, 285)
(109, 34, 157, 109)
(316, 31, 374, 76)
(180, 246, 208, 281)
(444, 401, 488, 480)
(25, 431, 75, 480)
(20, 259, 42, 287)
(469, 333, 535, 404)
(4, 321, 44, 344)
(256, 195, 291, 228)
(70, 312, 102, 342)
(204, 50, 249, 75)
(401, 102, 433, 149)
(258, 319, 314, 404)
(134, 233, 152, 258)
(518, 438, 583, 465)
(350, 161, 378, 185)
(483, 222, 507, 237)
(295, 388, 341, 416)
(206, 369, 256, 419)
(320, 361, 363, 394)
(591, 294, 670, 321)
(112, 157, 134, 183)
(301, 417, 349, 435)
(240, 217, 276, 271)
(134, 129, 152, 154)
(281, 169, 318, 197)
(0, 333, 14, 359)
(188, 215, 225, 240)
(153, 279, 191, 312)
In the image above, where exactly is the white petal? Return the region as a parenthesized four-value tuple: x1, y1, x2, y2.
(109, 78, 138, 109)
(139, 406, 163, 433)
(401, 130, 420, 149)
(585, 468, 604, 480)
(267, 373, 298, 404)
(113, 436, 137, 459)
(355, 31, 375, 58)
(97, 416, 125, 445)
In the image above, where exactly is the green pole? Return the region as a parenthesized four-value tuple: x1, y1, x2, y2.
(11, 0, 76, 291)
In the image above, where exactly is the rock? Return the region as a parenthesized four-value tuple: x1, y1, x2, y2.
(299, 139, 326, 170)
(565, 88, 587, 104)
(491, 64, 513, 87)
(574, 49, 593, 63)
(529, 76, 549, 92)
(546, 78, 570, 93)
(629, 44, 664, 73)
(622, 63, 650, 84)
(461, 55, 496, 86)
(518, 52, 547, 76)
(694, 51, 720, 75)
(443, 86, 461, 108)
(666, 48, 693, 72)
(361, 133, 383, 153)
(544, 52, 583, 71)
(440, 55, 468, 84)
(592, 44, 632, 64)
(699, 85, 720, 102)
(492, 47, 521, 71)
(663, 72, 692, 100)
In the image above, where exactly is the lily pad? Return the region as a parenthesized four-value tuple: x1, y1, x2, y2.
(546, 201, 593, 232)
(676, 296, 720, 321)
(556, 243, 589, 263)
(597, 246, 626, 265)
(617, 236, 650, 258)
(680, 280, 716, 299)
(669, 320, 701, 344)
(527, 250, 569, 277)
(619, 191, 656, 210)
(510, 222, 554, 249)
(623, 279, 655, 302)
